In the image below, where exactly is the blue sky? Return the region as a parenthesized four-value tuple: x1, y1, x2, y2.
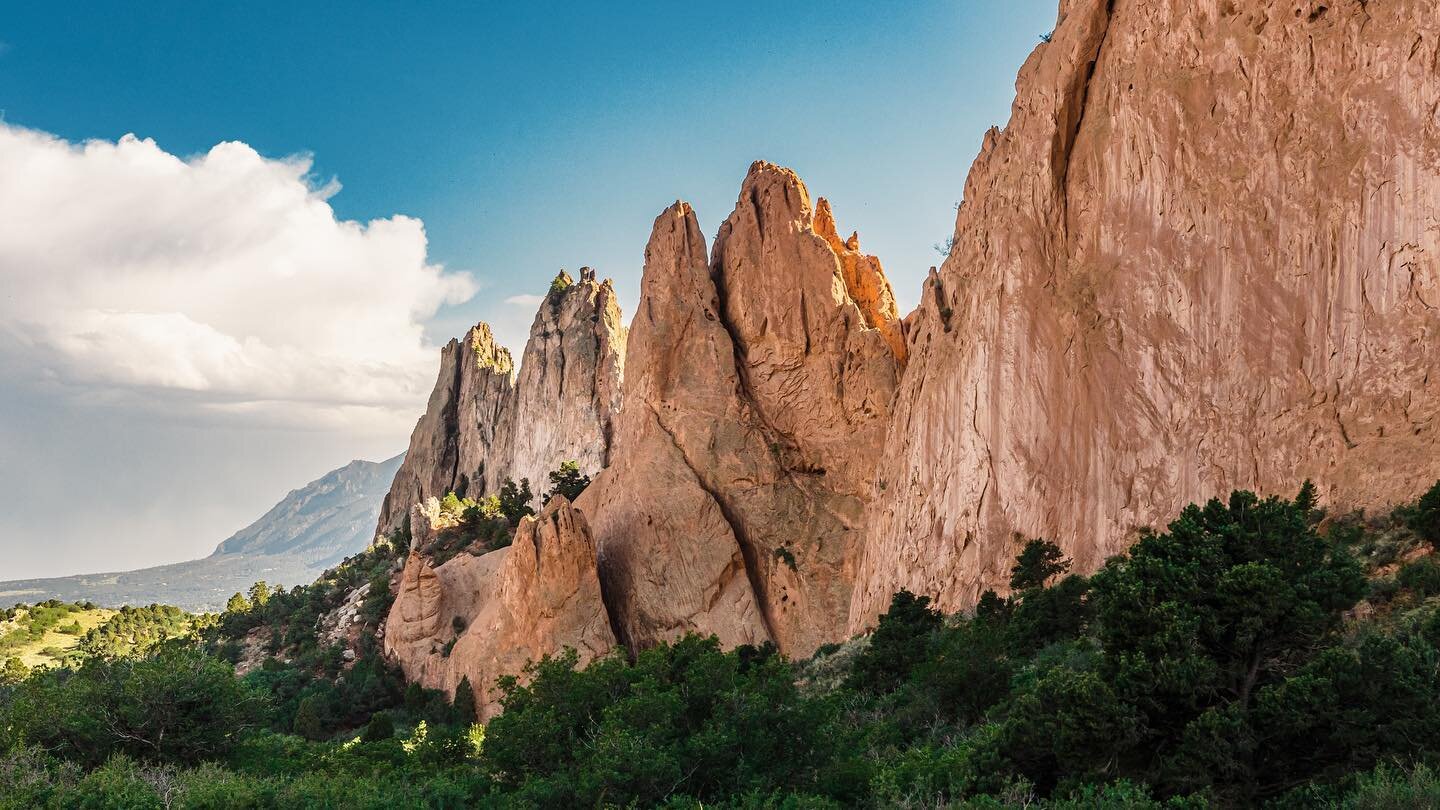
(0, 2, 1057, 579)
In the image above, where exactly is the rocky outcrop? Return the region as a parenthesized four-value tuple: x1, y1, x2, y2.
(382, 497, 616, 719)
(375, 273, 626, 537)
(376, 325, 515, 536)
(507, 268, 628, 499)
(578, 163, 906, 657)
(849, 0, 1440, 629)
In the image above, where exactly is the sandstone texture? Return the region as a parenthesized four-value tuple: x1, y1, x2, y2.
(578, 163, 906, 657)
(375, 273, 626, 537)
(849, 0, 1440, 629)
(382, 497, 615, 719)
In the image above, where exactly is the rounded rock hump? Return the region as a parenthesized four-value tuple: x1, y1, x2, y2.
(383, 496, 615, 720)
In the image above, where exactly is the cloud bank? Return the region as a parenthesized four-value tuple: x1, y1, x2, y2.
(0, 124, 476, 432)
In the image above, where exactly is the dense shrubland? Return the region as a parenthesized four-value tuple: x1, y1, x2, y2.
(5, 481, 1440, 807)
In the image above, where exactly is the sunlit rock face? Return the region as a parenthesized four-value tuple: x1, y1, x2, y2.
(849, 0, 1440, 630)
(380, 0, 1440, 683)
(578, 162, 906, 658)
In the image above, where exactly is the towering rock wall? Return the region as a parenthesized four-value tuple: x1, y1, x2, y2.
(578, 163, 906, 657)
(850, 0, 1440, 628)
(374, 272, 627, 537)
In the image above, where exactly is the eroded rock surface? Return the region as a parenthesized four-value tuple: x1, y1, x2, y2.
(382, 497, 615, 719)
(579, 163, 905, 657)
(850, 0, 1440, 629)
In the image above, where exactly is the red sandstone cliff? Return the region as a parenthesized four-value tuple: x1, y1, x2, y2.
(850, 0, 1440, 628)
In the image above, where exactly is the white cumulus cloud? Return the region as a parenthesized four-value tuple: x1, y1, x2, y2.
(0, 123, 476, 432)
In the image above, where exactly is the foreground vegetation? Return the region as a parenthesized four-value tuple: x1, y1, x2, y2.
(4, 481, 1440, 807)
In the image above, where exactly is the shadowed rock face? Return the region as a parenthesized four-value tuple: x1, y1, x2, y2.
(374, 273, 626, 538)
(849, 0, 1440, 630)
(578, 162, 906, 658)
(382, 496, 615, 720)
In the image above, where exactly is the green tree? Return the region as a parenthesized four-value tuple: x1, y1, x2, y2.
(1010, 538, 1070, 591)
(1295, 479, 1319, 514)
(247, 581, 272, 609)
(498, 478, 535, 526)
(543, 461, 590, 506)
(292, 694, 325, 741)
(1087, 490, 1366, 791)
(1399, 557, 1440, 597)
(6, 647, 266, 767)
(1005, 573, 1091, 655)
(548, 270, 572, 297)
(0, 656, 29, 685)
(846, 590, 942, 694)
(1408, 480, 1440, 547)
(361, 712, 396, 743)
(452, 675, 477, 723)
(997, 665, 1141, 795)
(440, 491, 467, 516)
(485, 636, 832, 806)
(224, 592, 251, 617)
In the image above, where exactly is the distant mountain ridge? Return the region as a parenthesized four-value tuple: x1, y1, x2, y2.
(0, 454, 403, 612)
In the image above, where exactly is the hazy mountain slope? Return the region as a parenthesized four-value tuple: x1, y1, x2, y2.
(0, 455, 402, 612)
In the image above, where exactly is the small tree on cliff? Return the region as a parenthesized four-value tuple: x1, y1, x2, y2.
(544, 461, 590, 506)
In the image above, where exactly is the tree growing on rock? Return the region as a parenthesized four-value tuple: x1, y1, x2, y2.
(543, 461, 590, 506)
